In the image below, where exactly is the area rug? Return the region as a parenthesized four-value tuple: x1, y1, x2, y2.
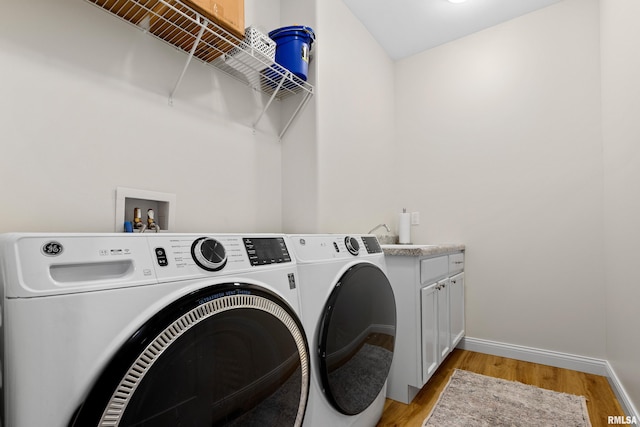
(422, 369, 592, 427)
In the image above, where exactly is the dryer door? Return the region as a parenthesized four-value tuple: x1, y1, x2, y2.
(317, 263, 397, 415)
(69, 283, 309, 427)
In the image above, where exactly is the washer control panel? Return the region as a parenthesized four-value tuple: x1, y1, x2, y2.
(191, 237, 228, 271)
(146, 234, 295, 282)
(243, 237, 291, 266)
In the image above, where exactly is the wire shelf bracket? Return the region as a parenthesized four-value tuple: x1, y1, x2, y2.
(169, 15, 207, 105)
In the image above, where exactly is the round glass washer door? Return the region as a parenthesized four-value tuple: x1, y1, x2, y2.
(317, 263, 396, 415)
(69, 283, 309, 427)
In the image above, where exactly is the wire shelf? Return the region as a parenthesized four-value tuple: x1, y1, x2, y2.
(86, 0, 314, 138)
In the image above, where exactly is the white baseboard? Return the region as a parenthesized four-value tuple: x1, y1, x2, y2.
(458, 337, 638, 420)
(605, 361, 640, 423)
(458, 337, 608, 375)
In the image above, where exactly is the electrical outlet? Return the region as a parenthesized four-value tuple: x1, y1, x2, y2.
(411, 211, 420, 225)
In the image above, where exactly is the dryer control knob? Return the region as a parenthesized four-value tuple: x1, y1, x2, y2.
(192, 237, 227, 271)
(345, 236, 360, 256)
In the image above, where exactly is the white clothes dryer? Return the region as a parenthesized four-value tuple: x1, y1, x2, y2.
(288, 234, 396, 427)
(0, 233, 309, 427)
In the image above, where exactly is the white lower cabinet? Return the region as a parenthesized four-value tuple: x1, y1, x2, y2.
(420, 283, 439, 385)
(437, 278, 451, 361)
(420, 277, 452, 386)
(386, 250, 465, 404)
(450, 272, 465, 348)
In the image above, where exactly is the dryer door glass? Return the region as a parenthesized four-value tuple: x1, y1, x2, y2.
(318, 263, 397, 415)
(69, 283, 309, 427)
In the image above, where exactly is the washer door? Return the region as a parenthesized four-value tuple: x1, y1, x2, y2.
(318, 263, 396, 415)
(69, 283, 309, 427)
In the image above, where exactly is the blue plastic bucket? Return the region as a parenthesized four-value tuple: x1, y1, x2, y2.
(268, 26, 315, 81)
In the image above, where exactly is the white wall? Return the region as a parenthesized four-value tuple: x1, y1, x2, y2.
(601, 0, 640, 412)
(280, 0, 320, 233)
(395, 0, 606, 357)
(280, 0, 397, 234)
(0, 0, 286, 233)
(314, 0, 396, 234)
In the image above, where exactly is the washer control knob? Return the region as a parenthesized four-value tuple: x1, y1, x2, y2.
(345, 236, 360, 256)
(192, 237, 227, 271)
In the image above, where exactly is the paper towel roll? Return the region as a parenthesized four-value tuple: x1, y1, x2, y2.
(398, 212, 411, 244)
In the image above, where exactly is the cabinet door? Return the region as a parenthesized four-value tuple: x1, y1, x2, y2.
(450, 272, 465, 348)
(420, 283, 439, 385)
(437, 278, 451, 360)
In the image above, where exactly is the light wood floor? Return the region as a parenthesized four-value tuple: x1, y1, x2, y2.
(377, 349, 625, 427)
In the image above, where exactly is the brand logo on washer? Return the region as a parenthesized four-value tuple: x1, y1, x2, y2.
(42, 241, 64, 256)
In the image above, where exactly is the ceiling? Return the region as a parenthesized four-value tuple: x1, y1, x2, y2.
(342, 0, 564, 60)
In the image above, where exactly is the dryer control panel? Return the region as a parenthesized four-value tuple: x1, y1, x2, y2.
(289, 234, 383, 262)
(361, 236, 382, 254)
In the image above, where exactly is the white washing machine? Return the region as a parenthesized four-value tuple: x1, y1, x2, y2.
(288, 234, 396, 427)
(0, 233, 310, 427)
